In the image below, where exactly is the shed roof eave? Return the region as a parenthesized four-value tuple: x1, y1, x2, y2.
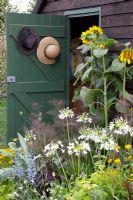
(32, 0, 47, 14)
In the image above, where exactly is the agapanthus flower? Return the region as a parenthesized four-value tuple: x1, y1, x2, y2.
(67, 139, 91, 156)
(109, 117, 130, 135)
(100, 137, 116, 151)
(44, 141, 64, 157)
(58, 107, 74, 119)
(119, 48, 133, 64)
(77, 113, 92, 123)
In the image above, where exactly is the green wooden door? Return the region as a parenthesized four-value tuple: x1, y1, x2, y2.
(6, 13, 69, 140)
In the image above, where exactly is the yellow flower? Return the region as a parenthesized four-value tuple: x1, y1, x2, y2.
(128, 156, 132, 160)
(108, 159, 113, 164)
(8, 160, 13, 165)
(13, 138, 18, 142)
(89, 26, 103, 35)
(115, 145, 121, 151)
(107, 170, 117, 175)
(125, 144, 132, 150)
(130, 174, 133, 177)
(98, 43, 105, 49)
(0, 161, 2, 165)
(119, 48, 133, 64)
(114, 158, 121, 164)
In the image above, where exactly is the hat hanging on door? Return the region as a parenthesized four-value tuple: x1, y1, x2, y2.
(17, 27, 40, 55)
(37, 37, 60, 64)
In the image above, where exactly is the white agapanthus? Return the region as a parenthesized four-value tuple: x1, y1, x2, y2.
(77, 113, 92, 123)
(44, 141, 64, 157)
(67, 139, 91, 156)
(100, 137, 116, 151)
(58, 107, 74, 119)
(129, 127, 133, 137)
(109, 117, 130, 135)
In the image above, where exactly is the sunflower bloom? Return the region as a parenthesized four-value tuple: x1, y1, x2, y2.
(119, 49, 133, 64)
(89, 26, 103, 35)
(125, 144, 132, 150)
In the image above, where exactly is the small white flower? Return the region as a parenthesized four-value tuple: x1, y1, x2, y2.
(44, 141, 64, 157)
(67, 139, 91, 156)
(58, 107, 74, 119)
(77, 113, 92, 123)
(100, 137, 116, 151)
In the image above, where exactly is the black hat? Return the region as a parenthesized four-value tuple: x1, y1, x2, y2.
(17, 27, 40, 55)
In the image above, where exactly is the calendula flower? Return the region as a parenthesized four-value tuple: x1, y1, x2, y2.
(115, 145, 121, 151)
(128, 156, 132, 160)
(125, 144, 132, 150)
(108, 159, 113, 164)
(119, 48, 133, 64)
(77, 113, 92, 123)
(8, 160, 13, 165)
(58, 107, 74, 119)
(114, 158, 121, 164)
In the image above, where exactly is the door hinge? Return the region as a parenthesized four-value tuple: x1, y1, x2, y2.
(7, 76, 16, 83)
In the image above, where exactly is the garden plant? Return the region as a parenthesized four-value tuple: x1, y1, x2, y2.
(0, 26, 133, 199)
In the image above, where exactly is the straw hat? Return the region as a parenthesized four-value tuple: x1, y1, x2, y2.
(17, 27, 40, 55)
(37, 37, 60, 64)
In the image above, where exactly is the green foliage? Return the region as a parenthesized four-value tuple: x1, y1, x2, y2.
(0, 180, 15, 200)
(0, 98, 7, 146)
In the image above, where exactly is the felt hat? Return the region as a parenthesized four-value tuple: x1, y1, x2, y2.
(17, 27, 40, 55)
(37, 37, 60, 64)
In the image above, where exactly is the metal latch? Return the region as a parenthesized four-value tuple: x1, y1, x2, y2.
(7, 76, 16, 83)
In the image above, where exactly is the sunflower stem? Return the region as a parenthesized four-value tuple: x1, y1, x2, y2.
(103, 56, 108, 128)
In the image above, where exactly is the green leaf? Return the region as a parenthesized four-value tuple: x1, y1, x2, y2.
(124, 91, 133, 103)
(85, 56, 94, 63)
(72, 87, 81, 102)
(17, 133, 28, 154)
(0, 168, 14, 180)
(74, 63, 87, 76)
(111, 59, 126, 72)
(81, 66, 93, 81)
(93, 48, 108, 58)
(115, 101, 130, 113)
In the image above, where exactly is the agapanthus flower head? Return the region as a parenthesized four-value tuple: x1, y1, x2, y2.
(67, 139, 91, 156)
(58, 107, 74, 119)
(44, 141, 64, 157)
(77, 113, 92, 123)
(119, 48, 133, 64)
(109, 117, 130, 135)
(100, 137, 117, 151)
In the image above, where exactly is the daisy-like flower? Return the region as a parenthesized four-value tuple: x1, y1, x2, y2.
(109, 117, 130, 135)
(77, 113, 92, 123)
(67, 139, 91, 156)
(44, 141, 64, 157)
(58, 107, 74, 120)
(119, 48, 133, 64)
(125, 144, 132, 150)
(114, 158, 121, 164)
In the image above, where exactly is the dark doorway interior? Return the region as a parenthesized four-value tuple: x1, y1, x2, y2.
(69, 15, 99, 113)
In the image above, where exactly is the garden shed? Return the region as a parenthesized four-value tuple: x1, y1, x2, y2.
(7, 0, 133, 139)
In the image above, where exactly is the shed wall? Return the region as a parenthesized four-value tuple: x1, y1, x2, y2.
(42, 0, 133, 45)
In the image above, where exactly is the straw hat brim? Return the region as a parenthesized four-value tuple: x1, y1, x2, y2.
(37, 37, 60, 64)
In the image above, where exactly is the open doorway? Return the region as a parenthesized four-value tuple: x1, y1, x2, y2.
(69, 14, 99, 113)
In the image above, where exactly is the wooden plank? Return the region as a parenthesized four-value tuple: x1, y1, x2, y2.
(9, 81, 64, 93)
(42, 0, 125, 13)
(102, 1, 133, 16)
(9, 24, 65, 38)
(102, 13, 133, 27)
(103, 26, 133, 39)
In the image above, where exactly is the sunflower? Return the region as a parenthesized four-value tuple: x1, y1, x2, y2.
(119, 48, 133, 64)
(80, 26, 103, 44)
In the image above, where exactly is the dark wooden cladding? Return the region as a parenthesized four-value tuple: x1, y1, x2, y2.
(43, 0, 125, 13)
(102, 1, 133, 16)
(104, 26, 133, 39)
(102, 13, 133, 27)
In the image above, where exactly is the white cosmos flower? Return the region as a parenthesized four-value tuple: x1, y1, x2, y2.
(67, 139, 91, 156)
(58, 107, 74, 119)
(77, 113, 92, 123)
(44, 141, 64, 157)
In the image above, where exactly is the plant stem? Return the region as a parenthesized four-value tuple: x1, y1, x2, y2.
(66, 119, 76, 175)
(56, 151, 68, 184)
(123, 67, 126, 100)
(78, 155, 80, 177)
(103, 56, 108, 128)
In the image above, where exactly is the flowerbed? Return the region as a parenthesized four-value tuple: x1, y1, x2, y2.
(1, 25, 133, 199)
